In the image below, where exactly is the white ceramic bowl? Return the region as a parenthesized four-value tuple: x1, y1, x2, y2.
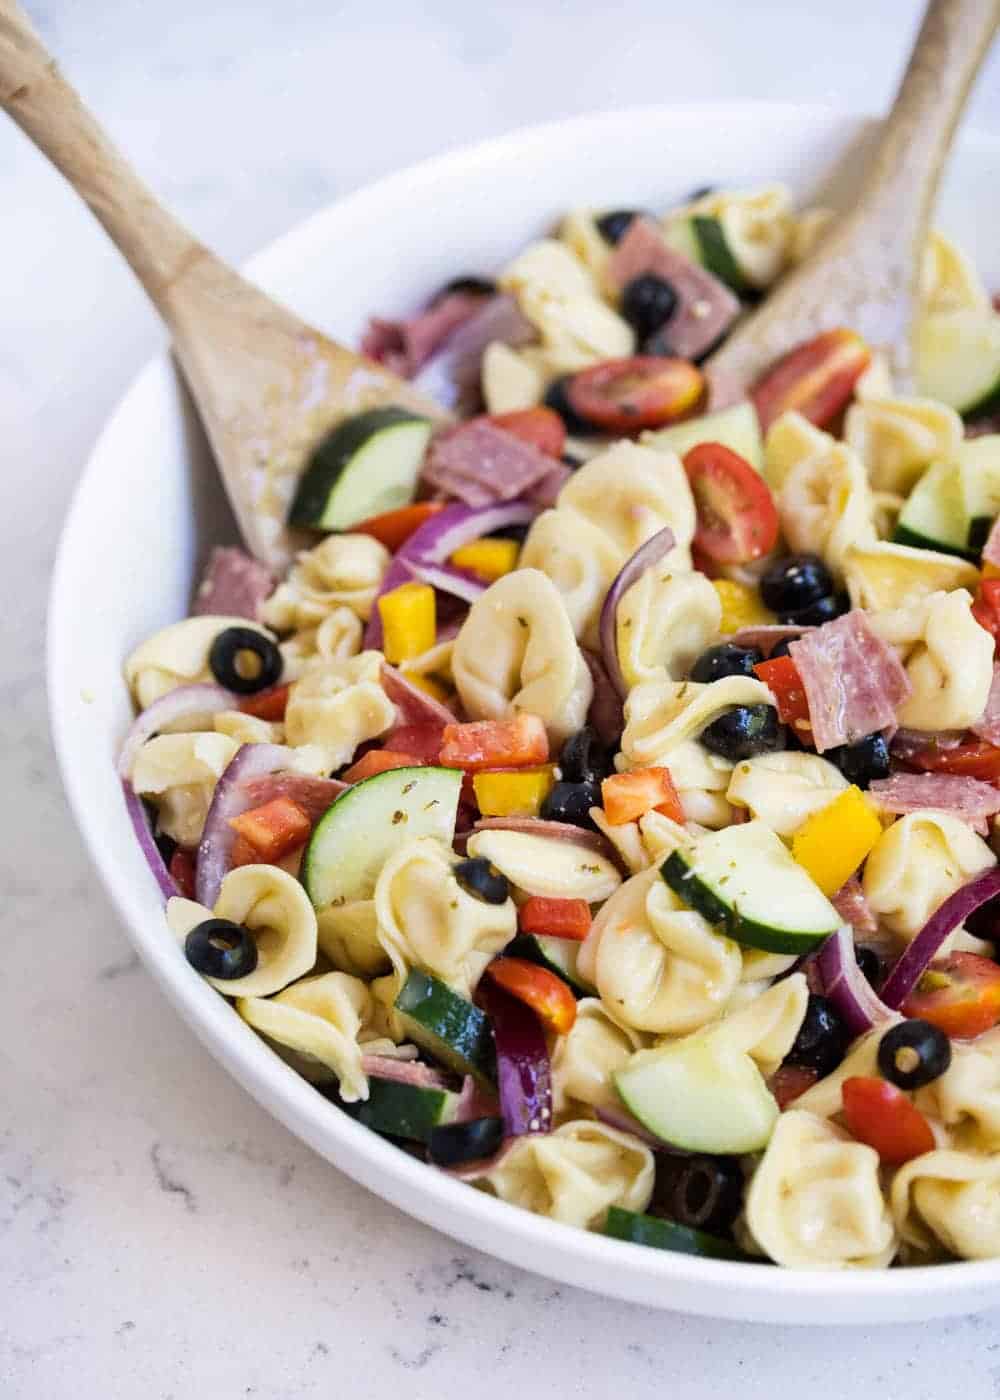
(49, 103, 1000, 1324)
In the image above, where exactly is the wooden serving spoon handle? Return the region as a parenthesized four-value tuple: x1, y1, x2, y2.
(0, 0, 446, 570)
(707, 0, 1000, 402)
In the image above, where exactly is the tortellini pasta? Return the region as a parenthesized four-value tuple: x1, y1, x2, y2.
(589, 807, 689, 876)
(374, 837, 516, 999)
(465, 829, 622, 903)
(451, 568, 593, 744)
(665, 184, 795, 289)
(238, 971, 403, 1103)
(316, 899, 390, 979)
(277, 606, 363, 680)
(616, 568, 722, 687)
(550, 998, 648, 1119)
(481, 340, 546, 414)
(921, 230, 990, 314)
(915, 1028, 1000, 1153)
(518, 508, 623, 648)
(863, 811, 995, 947)
(777, 440, 877, 579)
(763, 411, 832, 493)
(706, 974, 809, 1078)
(130, 731, 239, 846)
(260, 533, 390, 630)
(744, 1111, 897, 1270)
(576, 868, 742, 1035)
(558, 208, 612, 282)
(478, 1120, 654, 1230)
(166, 864, 318, 997)
(283, 651, 396, 768)
(619, 675, 774, 771)
(870, 589, 994, 732)
(558, 442, 697, 568)
(125, 615, 275, 709)
(793, 1026, 896, 1121)
(212, 710, 284, 746)
(843, 541, 979, 614)
(844, 395, 963, 494)
(890, 1150, 1000, 1261)
(725, 751, 847, 837)
(499, 239, 634, 372)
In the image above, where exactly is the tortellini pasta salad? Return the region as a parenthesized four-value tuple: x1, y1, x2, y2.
(120, 184, 1000, 1273)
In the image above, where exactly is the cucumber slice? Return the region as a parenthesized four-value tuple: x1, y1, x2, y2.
(660, 820, 839, 954)
(302, 766, 462, 910)
(665, 216, 751, 296)
(344, 1077, 460, 1143)
(614, 1035, 778, 1154)
(893, 459, 976, 559)
(505, 934, 594, 997)
(394, 970, 496, 1083)
(644, 400, 763, 471)
(916, 310, 1000, 416)
(289, 407, 433, 530)
(604, 1207, 748, 1261)
(954, 435, 1000, 521)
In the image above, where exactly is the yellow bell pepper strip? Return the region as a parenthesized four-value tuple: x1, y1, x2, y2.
(712, 579, 775, 634)
(399, 671, 450, 704)
(377, 582, 436, 664)
(472, 767, 555, 817)
(450, 538, 521, 581)
(791, 786, 883, 896)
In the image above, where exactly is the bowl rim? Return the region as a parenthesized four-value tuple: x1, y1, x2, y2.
(47, 99, 1000, 1318)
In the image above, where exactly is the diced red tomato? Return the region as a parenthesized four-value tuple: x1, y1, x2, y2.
(386, 724, 448, 763)
(238, 684, 290, 721)
(910, 738, 1000, 782)
(753, 655, 812, 736)
(485, 957, 577, 1034)
(342, 749, 425, 783)
(353, 502, 446, 552)
(841, 1077, 936, 1165)
(682, 442, 780, 564)
(168, 848, 196, 899)
(228, 796, 311, 862)
(901, 952, 1000, 1039)
(518, 896, 592, 943)
(439, 714, 549, 771)
(566, 356, 704, 433)
(971, 577, 1000, 650)
(751, 328, 871, 432)
(601, 768, 684, 826)
(489, 407, 566, 458)
(768, 1064, 819, 1110)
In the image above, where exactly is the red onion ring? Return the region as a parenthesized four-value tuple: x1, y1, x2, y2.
(405, 559, 487, 605)
(597, 527, 677, 698)
(477, 977, 552, 1137)
(881, 865, 1000, 1010)
(581, 648, 624, 747)
(118, 683, 237, 777)
(122, 780, 179, 901)
(812, 923, 896, 1039)
(380, 663, 457, 728)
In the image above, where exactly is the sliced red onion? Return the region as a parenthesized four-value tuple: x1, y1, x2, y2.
(813, 923, 896, 1039)
(477, 977, 552, 1137)
(405, 559, 487, 605)
(581, 648, 624, 747)
(595, 1104, 682, 1153)
(122, 780, 179, 901)
(361, 1056, 449, 1089)
(598, 527, 677, 698)
(881, 866, 1000, 1010)
(380, 663, 457, 727)
(471, 816, 621, 866)
(412, 293, 537, 414)
(117, 683, 237, 778)
(728, 624, 814, 652)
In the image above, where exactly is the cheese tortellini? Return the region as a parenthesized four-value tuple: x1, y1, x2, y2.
(130, 731, 239, 846)
(763, 411, 832, 492)
(844, 395, 963, 494)
(844, 541, 979, 614)
(616, 568, 722, 687)
(374, 837, 517, 999)
(316, 899, 390, 979)
(916, 1028, 1000, 1153)
(558, 442, 697, 568)
(452, 568, 593, 744)
(870, 589, 994, 732)
(589, 807, 689, 876)
(577, 868, 742, 1035)
(726, 751, 847, 837)
(551, 999, 648, 1119)
(277, 606, 363, 680)
(478, 1120, 654, 1230)
(518, 509, 623, 649)
(125, 615, 275, 709)
(260, 532, 390, 630)
(921, 230, 990, 314)
(166, 864, 318, 998)
(284, 651, 396, 768)
(744, 1111, 897, 1270)
(706, 974, 809, 1078)
(466, 829, 622, 903)
(777, 440, 877, 579)
(891, 1150, 1000, 1261)
(481, 339, 547, 414)
(499, 239, 633, 372)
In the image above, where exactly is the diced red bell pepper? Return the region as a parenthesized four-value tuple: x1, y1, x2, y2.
(439, 714, 549, 771)
(353, 502, 446, 552)
(238, 684, 290, 721)
(971, 577, 1000, 650)
(228, 796, 311, 862)
(601, 768, 684, 825)
(753, 655, 812, 738)
(910, 738, 1000, 782)
(518, 896, 592, 943)
(485, 957, 577, 1034)
(342, 749, 425, 783)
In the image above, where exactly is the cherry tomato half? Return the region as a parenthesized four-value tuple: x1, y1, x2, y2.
(902, 952, 1000, 1039)
(841, 1076, 936, 1165)
(489, 407, 566, 458)
(566, 356, 703, 433)
(354, 502, 446, 552)
(751, 328, 871, 432)
(768, 1064, 818, 1110)
(910, 739, 1000, 782)
(683, 442, 780, 564)
(485, 957, 577, 1034)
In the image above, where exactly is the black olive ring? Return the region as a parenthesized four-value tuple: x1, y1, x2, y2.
(185, 918, 259, 980)
(209, 626, 283, 695)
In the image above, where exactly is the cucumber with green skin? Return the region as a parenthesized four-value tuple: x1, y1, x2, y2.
(916, 311, 1000, 416)
(644, 400, 763, 471)
(604, 1207, 750, 1261)
(302, 766, 462, 911)
(664, 215, 753, 296)
(394, 970, 496, 1084)
(289, 406, 433, 530)
(661, 820, 839, 955)
(343, 1077, 461, 1142)
(892, 459, 977, 560)
(505, 934, 594, 997)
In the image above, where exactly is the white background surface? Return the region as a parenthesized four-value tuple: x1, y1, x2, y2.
(5, 1, 1000, 1394)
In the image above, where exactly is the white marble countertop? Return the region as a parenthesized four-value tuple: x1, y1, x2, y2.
(5, 1, 1000, 1394)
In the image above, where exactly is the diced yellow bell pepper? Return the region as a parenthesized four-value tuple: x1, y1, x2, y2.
(450, 538, 521, 581)
(377, 582, 436, 664)
(399, 671, 449, 703)
(473, 767, 555, 817)
(791, 786, 883, 897)
(712, 579, 776, 634)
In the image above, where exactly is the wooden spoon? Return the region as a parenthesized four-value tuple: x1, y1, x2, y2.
(0, 0, 448, 572)
(707, 0, 1000, 406)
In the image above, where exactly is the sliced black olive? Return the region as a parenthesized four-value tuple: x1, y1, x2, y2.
(430, 275, 497, 304)
(826, 733, 891, 789)
(540, 779, 602, 828)
(689, 642, 764, 684)
(621, 274, 679, 342)
(209, 626, 283, 695)
(784, 994, 850, 1077)
(427, 1117, 505, 1167)
(559, 726, 612, 784)
(155, 831, 178, 865)
(651, 1154, 744, 1236)
(778, 591, 850, 627)
(185, 918, 258, 980)
(855, 945, 883, 988)
(543, 376, 594, 436)
(489, 522, 530, 544)
(878, 1019, 952, 1090)
(595, 209, 643, 245)
(700, 705, 784, 761)
(454, 857, 509, 905)
(760, 554, 834, 616)
(965, 895, 1000, 944)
